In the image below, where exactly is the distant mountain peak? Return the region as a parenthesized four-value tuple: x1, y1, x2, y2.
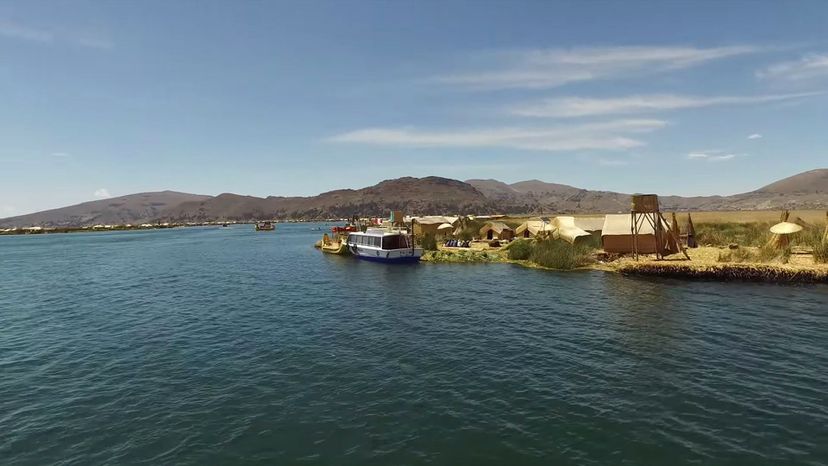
(3, 169, 827, 227)
(756, 168, 828, 194)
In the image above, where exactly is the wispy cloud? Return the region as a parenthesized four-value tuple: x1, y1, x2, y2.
(0, 18, 112, 49)
(509, 92, 818, 118)
(76, 36, 114, 50)
(93, 188, 111, 199)
(747, 133, 763, 140)
(757, 53, 828, 84)
(330, 119, 667, 152)
(0, 20, 52, 43)
(436, 45, 762, 90)
(687, 150, 743, 162)
(50, 152, 71, 158)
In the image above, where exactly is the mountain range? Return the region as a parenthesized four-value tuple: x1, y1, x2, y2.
(2, 169, 826, 228)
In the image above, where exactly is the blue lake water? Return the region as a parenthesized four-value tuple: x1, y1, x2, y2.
(1, 224, 827, 465)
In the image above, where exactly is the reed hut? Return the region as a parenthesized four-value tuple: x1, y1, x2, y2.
(412, 216, 459, 237)
(479, 222, 514, 241)
(515, 220, 554, 238)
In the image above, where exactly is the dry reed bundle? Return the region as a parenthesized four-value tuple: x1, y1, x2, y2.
(618, 262, 828, 283)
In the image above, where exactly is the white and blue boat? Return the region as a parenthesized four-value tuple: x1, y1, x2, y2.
(346, 228, 422, 263)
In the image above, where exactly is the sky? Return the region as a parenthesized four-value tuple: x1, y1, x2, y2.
(1, 1, 828, 216)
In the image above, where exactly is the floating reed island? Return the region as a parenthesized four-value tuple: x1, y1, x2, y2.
(327, 203, 828, 283)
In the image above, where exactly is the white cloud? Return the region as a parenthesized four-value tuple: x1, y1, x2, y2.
(93, 188, 111, 199)
(437, 45, 762, 90)
(757, 53, 828, 83)
(51, 152, 71, 157)
(747, 133, 763, 140)
(509, 92, 817, 117)
(330, 119, 667, 152)
(686, 150, 742, 162)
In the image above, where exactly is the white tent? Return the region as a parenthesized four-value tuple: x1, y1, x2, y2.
(552, 217, 592, 244)
(601, 214, 671, 253)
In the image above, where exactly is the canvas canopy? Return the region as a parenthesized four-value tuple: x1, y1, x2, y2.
(601, 214, 673, 254)
(769, 222, 803, 235)
(552, 217, 592, 244)
(572, 217, 605, 232)
(411, 216, 459, 226)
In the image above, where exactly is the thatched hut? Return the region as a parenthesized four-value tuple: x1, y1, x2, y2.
(479, 222, 514, 241)
(412, 216, 459, 237)
(515, 220, 554, 238)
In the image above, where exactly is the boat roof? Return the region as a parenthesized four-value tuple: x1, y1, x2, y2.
(350, 228, 409, 237)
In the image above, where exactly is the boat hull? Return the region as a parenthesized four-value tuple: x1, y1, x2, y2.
(355, 254, 421, 263)
(347, 245, 422, 263)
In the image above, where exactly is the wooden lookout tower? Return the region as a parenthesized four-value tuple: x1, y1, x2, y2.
(631, 194, 689, 260)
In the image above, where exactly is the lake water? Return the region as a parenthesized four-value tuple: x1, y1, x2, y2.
(1, 224, 827, 465)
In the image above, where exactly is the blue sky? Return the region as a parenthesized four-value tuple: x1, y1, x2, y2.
(1, 1, 827, 216)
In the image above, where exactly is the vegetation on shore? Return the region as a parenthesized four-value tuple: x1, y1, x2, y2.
(507, 238, 598, 270)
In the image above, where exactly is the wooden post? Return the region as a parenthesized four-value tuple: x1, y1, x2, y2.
(686, 213, 697, 248)
(823, 211, 828, 243)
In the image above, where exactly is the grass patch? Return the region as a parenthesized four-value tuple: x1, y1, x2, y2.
(695, 222, 772, 247)
(456, 219, 485, 241)
(529, 239, 595, 270)
(717, 245, 791, 264)
(814, 240, 828, 264)
(506, 239, 533, 260)
(419, 233, 438, 251)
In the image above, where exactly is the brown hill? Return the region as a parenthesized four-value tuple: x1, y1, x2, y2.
(157, 176, 498, 222)
(3, 169, 827, 227)
(755, 168, 828, 194)
(0, 191, 211, 228)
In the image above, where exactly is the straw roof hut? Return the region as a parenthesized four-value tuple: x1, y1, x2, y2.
(515, 220, 554, 238)
(480, 221, 514, 241)
(412, 216, 460, 236)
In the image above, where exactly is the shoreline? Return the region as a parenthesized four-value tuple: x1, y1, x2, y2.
(422, 246, 828, 283)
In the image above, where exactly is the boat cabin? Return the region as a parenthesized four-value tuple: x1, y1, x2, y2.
(346, 228, 413, 250)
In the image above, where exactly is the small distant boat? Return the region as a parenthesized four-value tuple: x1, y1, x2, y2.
(332, 225, 357, 234)
(345, 227, 422, 263)
(255, 221, 275, 231)
(221, 223, 229, 228)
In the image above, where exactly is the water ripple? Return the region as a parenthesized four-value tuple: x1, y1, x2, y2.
(1, 226, 827, 465)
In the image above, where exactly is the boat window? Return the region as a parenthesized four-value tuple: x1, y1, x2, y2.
(382, 235, 400, 250)
(373, 236, 381, 247)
